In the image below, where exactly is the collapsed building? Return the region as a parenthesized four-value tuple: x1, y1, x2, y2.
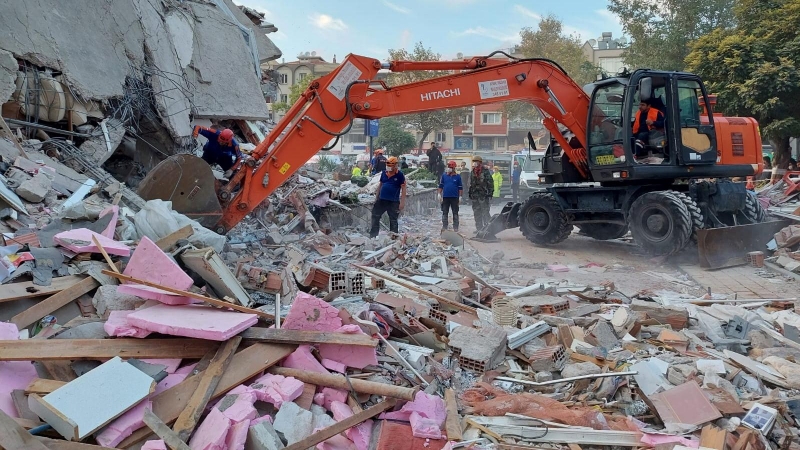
(0, 0, 280, 186)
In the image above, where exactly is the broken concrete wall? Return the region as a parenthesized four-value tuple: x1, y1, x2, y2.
(0, 0, 279, 139)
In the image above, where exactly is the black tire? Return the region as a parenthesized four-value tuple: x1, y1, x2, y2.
(743, 192, 766, 223)
(628, 191, 693, 256)
(519, 192, 571, 245)
(672, 191, 704, 242)
(578, 223, 628, 240)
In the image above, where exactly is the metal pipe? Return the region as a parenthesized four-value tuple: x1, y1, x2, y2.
(497, 370, 637, 387)
(4, 118, 94, 138)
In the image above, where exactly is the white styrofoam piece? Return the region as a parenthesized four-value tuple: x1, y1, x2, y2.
(29, 356, 155, 440)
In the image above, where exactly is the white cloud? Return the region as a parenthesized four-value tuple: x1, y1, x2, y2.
(400, 29, 412, 48)
(271, 30, 288, 41)
(454, 27, 518, 42)
(383, 1, 411, 14)
(513, 4, 541, 21)
(308, 13, 348, 31)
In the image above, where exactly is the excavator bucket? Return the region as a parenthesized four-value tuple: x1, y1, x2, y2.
(137, 154, 224, 229)
(697, 220, 789, 270)
(473, 202, 521, 242)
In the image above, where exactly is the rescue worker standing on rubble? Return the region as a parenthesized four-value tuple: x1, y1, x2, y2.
(427, 141, 444, 179)
(369, 156, 406, 238)
(370, 148, 387, 176)
(468, 155, 493, 233)
(438, 160, 463, 233)
(491, 166, 503, 204)
(192, 125, 242, 177)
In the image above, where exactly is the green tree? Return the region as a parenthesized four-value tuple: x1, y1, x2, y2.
(271, 77, 313, 113)
(685, 0, 800, 171)
(387, 42, 468, 152)
(608, 0, 736, 71)
(507, 16, 601, 121)
(375, 118, 416, 157)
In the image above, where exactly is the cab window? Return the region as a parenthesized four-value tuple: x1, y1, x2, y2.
(588, 82, 625, 166)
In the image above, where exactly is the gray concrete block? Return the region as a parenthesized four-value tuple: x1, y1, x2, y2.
(16, 173, 51, 203)
(272, 402, 313, 446)
(246, 420, 285, 450)
(92, 285, 146, 318)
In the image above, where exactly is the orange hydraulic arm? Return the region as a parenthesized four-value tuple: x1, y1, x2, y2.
(215, 54, 592, 233)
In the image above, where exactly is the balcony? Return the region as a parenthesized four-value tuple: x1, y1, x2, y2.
(509, 119, 543, 131)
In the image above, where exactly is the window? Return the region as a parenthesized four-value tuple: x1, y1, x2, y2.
(587, 81, 625, 165)
(677, 79, 704, 127)
(463, 114, 473, 125)
(496, 137, 507, 148)
(435, 132, 446, 143)
(477, 137, 494, 150)
(280, 94, 288, 103)
(481, 113, 502, 125)
(298, 73, 308, 82)
(279, 73, 288, 84)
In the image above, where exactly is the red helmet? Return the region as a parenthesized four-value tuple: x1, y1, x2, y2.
(447, 160, 457, 168)
(219, 129, 234, 142)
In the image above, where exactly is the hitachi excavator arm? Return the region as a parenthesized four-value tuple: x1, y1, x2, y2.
(214, 53, 593, 233)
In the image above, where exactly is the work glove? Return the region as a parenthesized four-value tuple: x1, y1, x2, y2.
(437, 193, 443, 203)
(192, 125, 200, 138)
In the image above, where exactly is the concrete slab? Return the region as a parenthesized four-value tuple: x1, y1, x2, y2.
(273, 401, 313, 446)
(29, 356, 155, 441)
(54, 228, 130, 256)
(246, 420, 285, 450)
(181, 246, 252, 307)
(126, 304, 258, 341)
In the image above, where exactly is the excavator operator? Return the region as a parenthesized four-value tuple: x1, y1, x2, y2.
(632, 99, 665, 153)
(192, 126, 242, 177)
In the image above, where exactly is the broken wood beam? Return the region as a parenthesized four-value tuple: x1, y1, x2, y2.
(700, 424, 727, 450)
(354, 264, 476, 314)
(269, 367, 418, 401)
(0, 408, 50, 450)
(100, 270, 275, 320)
(144, 410, 191, 450)
(155, 225, 194, 251)
(444, 388, 463, 441)
(173, 336, 241, 442)
(0, 339, 218, 361)
(240, 328, 378, 347)
(0, 276, 88, 303)
(25, 378, 67, 395)
(10, 277, 100, 329)
(36, 437, 110, 449)
(118, 343, 295, 448)
(283, 399, 396, 450)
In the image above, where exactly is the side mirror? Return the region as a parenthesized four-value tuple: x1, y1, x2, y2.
(527, 132, 537, 151)
(639, 77, 652, 102)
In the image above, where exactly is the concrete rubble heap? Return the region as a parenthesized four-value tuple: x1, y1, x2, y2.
(2, 136, 800, 450)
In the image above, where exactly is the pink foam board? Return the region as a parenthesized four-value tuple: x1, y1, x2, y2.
(99, 205, 119, 239)
(189, 408, 230, 450)
(0, 323, 37, 419)
(225, 419, 250, 450)
(321, 358, 347, 373)
(330, 401, 372, 450)
(123, 236, 192, 290)
(317, 431, 357, 450)
(126, 304, 258, 341)
(250, 415, 273, 426)
(104, 310, 151, 338)
(154, 373, 188, 395)
(318, 325, 378, 370)
(216, 393, 257, 423)
(54, 228, 130, 256)
(314, 388, 347, 411)
(141, 440, 168, 450)
(96, 400, 152, 447)
(409, 412, 443, 439)
(141, 359, 182, 373)
(381, 392, 446, 428)
(283, 292, 342, 332)
(116, 284, 195, 305)
(250, 374, 304, 408)
(282, 345, 329, 374)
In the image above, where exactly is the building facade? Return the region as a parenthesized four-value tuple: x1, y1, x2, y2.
(582, 32, 627, 76)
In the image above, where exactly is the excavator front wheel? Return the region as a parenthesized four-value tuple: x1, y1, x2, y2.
(628, 191, 692, 256)
(519, 192, 572, 246)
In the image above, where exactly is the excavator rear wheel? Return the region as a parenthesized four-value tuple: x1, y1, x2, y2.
(578, 223, 628, 240)
(628, 191, 692, 256)
(743, 191, 766, 223)
(519, 192, 572, 246)
(672, 191, 704, 242)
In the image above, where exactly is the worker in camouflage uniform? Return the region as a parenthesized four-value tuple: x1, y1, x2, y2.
(468, 155, 494, 234)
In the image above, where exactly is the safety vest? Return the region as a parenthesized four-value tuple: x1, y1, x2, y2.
(633, 108, 662, 133)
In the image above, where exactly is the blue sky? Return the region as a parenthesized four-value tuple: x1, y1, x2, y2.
(236, 0, 625, 63)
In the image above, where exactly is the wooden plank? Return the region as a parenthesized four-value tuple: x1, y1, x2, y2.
(100, 270, 274, 320)
(11, 389, 40, 421)
(91, 235, 119, 273)
(39, 361, 77, 382)
(36, 437, 109, 450)
(11, 277, 100, 329)
(269, 367, 419, 401)
(0, 408, 50, 450)
(283, 399, 396, 450)
(0, 276, 87, 303)
(700, 424, 727, 450)
(13, 416, 44, 429)
(240, 328, 377, 347)
(0, 339, 218, 361)
(155, 225, 194, 251)
(118, 343, 296, 448)
(173, 336, 241, 442)
(444, 388, 462, 441)
(0, 116, 29, 159)
(143, 410, 191, 450)
(26, 379, 67, 395)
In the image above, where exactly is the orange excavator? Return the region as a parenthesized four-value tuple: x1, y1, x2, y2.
(139, 52, 778, 265)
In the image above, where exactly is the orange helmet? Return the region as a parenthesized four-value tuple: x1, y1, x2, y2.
(447, 160, 457, 168)
(219, 129, 234, 142)
(374, 148, 384, 155)
(386, 156, 398, 165)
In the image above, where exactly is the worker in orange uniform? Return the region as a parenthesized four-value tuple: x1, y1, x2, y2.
(370, 156, 406, 238)
(632, 99, 665, 153)
(192, 126, 242, 177)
